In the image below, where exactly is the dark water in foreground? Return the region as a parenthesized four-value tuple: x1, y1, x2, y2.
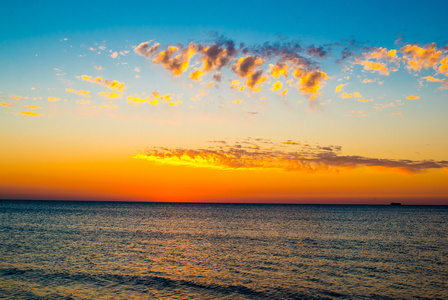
(0, 201, 447, 299)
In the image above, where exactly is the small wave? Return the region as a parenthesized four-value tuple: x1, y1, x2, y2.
(0, 267, 322, 299)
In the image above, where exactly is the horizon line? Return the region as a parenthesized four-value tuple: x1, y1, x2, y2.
(1, 198, 447, 206)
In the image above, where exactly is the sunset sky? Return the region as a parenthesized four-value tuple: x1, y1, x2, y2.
(1, 0, 448, 204)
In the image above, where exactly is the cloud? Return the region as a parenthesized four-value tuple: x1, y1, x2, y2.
(335, 83, 347, 93)
(271, 80, 283, 92)
(127, 92, 175, 105)
(133, 38, 328, 97)
(80, 75, 126, 92)
(269, 62, 289, 78)
(153, 44, 197, 76)
(134, 41, 160, 57)
(406, 95, 420, 100)
(48, 97, 61, 102)
(8, 94, 23, 101)
(190, 42, 237, 81)
(439, 57, 448, 76)
(233, 56, 266, 90)
(110, 52, 118, 59)
(352, 46, 399, 76)
(20, 111, 41, 116)
(0, 102, 12, 107)
(23, 105, 39, 109)
(360, 61, 390, 75)
(306, 46, 328, 58)
(66, 88, 91, 97)
(297, 70, 328, 96)
(400, 43, 443, 72)
(422, 76, 448, 89)
(364, 47, 397, 61)
(134, 139, 448, 173)
(99, 91, 120, 98)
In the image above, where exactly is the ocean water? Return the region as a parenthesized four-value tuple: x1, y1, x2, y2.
(0, 201, 447, 299)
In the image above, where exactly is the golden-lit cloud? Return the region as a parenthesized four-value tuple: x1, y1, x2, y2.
(48, 97, 61, 102)
(422, 76, 448, 89)
(20, 111, 41, 116)
(352, 46, 400, 76)
(80, 75, 126, 92)
(297, 70, 328, 96)
(99, 91, 120, 98)
(1, 102, 12, 107)
(134, 139, 448, 173)
(133, 39, 333, 99)
(269, 62, 288, 78)
(360, 61, 389, 75)
(127, 92, 175, 105)
(189, 42, 237, 81)
(423, 76, 443, 82)
(271, 80, 283, 91)
(23, 105, 39, 109)
(189, 69, 204, 81)
(439, 57, 448, 76)
(66, 88, 91, 97)
(77, 90, 90, 97)
(335, 83, 347, 93)
(400, 43, 442, 72)
(364, 47, 397, 61)
(152, 43, 197, 76)
(233, 56, 266, 90)
(341, 93, 353, 99)
(406, 95, 420, 100)
(8, 94, 23, 101)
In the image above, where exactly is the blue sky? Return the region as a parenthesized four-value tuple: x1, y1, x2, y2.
(3, 0, 447, 44)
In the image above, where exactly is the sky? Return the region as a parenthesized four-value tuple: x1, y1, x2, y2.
(1, 0, 448, 204)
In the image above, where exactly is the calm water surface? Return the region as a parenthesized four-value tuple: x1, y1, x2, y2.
(0, 201, 447, 299)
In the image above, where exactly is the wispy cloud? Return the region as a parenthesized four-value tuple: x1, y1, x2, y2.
(20, 111, 41, 116)
(79, 75, 126, 92)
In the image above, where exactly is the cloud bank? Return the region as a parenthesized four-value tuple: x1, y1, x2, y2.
(134, 139, 448, 174)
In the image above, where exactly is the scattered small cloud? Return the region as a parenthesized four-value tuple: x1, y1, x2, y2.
(20, 111, 41, 116)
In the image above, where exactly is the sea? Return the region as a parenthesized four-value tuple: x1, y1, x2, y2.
(0, 200, 447, 299)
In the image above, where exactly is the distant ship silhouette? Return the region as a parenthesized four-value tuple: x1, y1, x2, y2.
(390, 202, 402, 206)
